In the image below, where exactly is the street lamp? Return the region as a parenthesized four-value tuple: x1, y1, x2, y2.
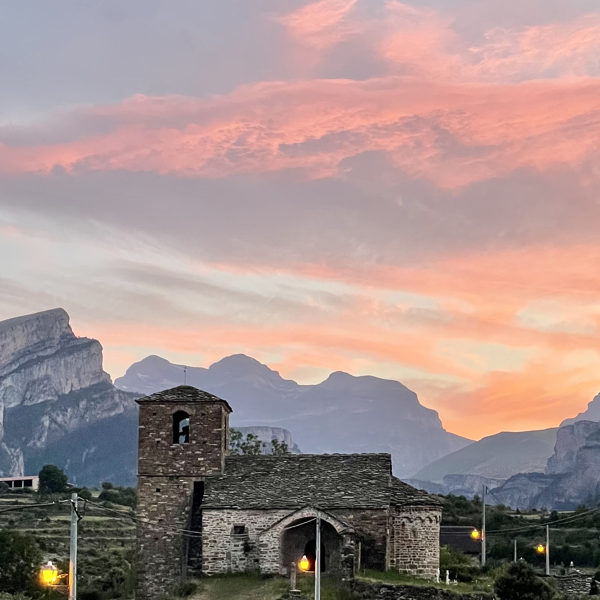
(299, 555, 310, 572)
(470, 528, 481, 540)
(40, 561, 59, 586)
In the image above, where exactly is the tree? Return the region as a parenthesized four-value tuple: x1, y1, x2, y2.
(240, 433, 264, 455)
(271, 438, 290, 455)
(228, 429, 266, 455)
(38, 464, 68, 494)
(0, 530, 42, 593)
(494, 561, 555, 600)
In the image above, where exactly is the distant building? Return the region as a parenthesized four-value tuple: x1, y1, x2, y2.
(440, 526, 481, 555)
(0, 475, 39, 491)
(135, 386, 442, 599)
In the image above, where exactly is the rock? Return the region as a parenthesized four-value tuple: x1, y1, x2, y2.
(0, 309, 138, 485)
(492, 420, 600, 509)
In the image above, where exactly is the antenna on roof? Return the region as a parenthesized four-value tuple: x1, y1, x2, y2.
(183, 366, 187, 385)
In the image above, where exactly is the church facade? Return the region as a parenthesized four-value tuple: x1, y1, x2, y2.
(135, 386, 442, 599)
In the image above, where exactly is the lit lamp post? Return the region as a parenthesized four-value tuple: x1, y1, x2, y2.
(536, 526, 550, 576)
(296, 514, 322, 600)
(40, 561, 59, 586)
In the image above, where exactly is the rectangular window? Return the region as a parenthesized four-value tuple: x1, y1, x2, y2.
(233, 525, 246, 535)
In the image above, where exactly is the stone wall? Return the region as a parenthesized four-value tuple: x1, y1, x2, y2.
(202, 508, 289, 574)
(203, 507, 356, 578)
(330, 508, 388, 570)
(136, 476, 195, 598)
(352, 580, 493, 600)
(389, 506, 441, 580)
(137, 400, 228, 477)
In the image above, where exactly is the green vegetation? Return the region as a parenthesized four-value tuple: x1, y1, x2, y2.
(0, 530, 42, 594)
(0, 486, 136, 598)
(228, 429, 290, 455)
(38, 465, 68, 495)
(190, 573, 287, 600)
(494, 561, 554, 600)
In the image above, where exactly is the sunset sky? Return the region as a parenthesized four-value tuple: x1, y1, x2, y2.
(1, 0, 599, 439)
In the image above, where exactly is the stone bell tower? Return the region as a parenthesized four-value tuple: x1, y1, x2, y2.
(135, 386, 232, 599)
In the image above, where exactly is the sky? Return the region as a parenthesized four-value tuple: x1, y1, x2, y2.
(1, 0, 599, 439)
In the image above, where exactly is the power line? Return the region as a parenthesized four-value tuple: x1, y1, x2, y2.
(0, 499, 70, 514)
(486, 504, 600, 535)
(84, 500, 203, 539)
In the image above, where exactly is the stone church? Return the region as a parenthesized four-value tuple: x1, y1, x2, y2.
(135, 386, 442, 599)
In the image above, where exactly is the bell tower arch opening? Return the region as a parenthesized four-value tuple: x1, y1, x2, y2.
(173, 410, 190, 444)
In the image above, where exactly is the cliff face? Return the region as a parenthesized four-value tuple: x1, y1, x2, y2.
(0, 309, 138, 485)
(492, 420, 600, 509)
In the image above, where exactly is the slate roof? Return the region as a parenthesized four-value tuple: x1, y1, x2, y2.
(135, 385, 233, 412)
(202, 453, 440, 509)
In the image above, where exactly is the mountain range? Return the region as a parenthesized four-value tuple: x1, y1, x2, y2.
(0, 308, 470, 485)
(114, 354, 471, 476)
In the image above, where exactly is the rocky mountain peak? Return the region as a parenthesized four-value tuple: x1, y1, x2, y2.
(0, 308, 73, 374)
(561, 392, 600, 426)
(0, 309, 135, 482)
(208, 354, 290, 383)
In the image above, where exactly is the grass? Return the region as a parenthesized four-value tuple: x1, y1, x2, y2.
(192, 573, 288, 600)
(191, 573, 357, 600)
(357, 569, 494, 594)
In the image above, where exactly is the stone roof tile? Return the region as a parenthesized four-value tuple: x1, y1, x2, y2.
(203, 453, 439, 509)
(135, 385, 232, 411)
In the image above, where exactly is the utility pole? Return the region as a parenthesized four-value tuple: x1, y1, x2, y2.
(481, 485, 486, 567)
(513, 539, 517, 562)
(545, 524, 550, 576)
(315, 514, 321, 600)
(69, 493, 78, 600)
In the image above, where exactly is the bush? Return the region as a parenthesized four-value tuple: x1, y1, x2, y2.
(494, 561, 555, 600)
(439, 545, 480, 582)
(0, 530, 42, 593)
(78, 488, 93, 501)
(98, 486, 136, 508)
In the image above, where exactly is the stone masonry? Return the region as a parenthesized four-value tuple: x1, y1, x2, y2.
(135, 386, 231, 600)
(389, 507, 441, 579)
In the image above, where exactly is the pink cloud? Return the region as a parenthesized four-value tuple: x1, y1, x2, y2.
(1, 74, 600, 189)
(277, 0, 359, 50)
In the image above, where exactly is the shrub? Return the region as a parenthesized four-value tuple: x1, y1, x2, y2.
(0, 529, 42, 593)
(494, 561, 555, 600)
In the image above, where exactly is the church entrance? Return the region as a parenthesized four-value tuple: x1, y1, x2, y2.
(281, 517, 342, 574)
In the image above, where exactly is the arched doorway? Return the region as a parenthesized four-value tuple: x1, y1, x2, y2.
(281, 517, 343, 573)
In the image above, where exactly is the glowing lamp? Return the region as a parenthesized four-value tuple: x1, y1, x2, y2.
(536, 544, 546, 554)
(470, 529, 480, 540)
(40, 561, 59, 586)
(299, 555, 310, 571)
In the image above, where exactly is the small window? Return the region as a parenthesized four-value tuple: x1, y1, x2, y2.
(24, 480, 32, 487)
(232, 525, 246, 535)
(173, 410, 190, 444)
